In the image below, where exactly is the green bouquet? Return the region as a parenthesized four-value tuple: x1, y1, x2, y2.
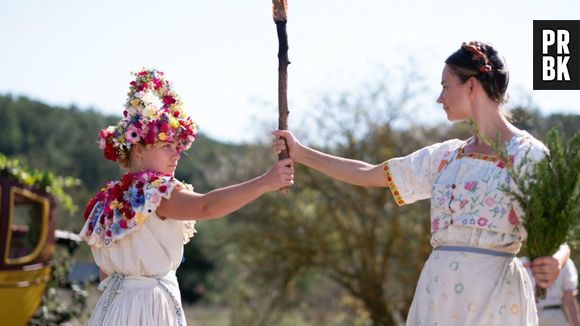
(498, 128, 579, 300)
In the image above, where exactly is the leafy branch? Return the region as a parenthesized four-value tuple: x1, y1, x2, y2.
(479, 126, 579, 299)
(0, 153, 80, 213)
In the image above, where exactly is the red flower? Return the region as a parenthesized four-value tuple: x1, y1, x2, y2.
(119, 220, 128, 229)
(508, 208, 520, 225)
(111, 183, 123, 199)
(153, 78, 162, 90)
(83, 197, 97, 221)
(125, 209, 135, 219)
(163, 95, 176, 106)
(104, 144, 117, 161)
(122, 173, 133, 188)
(159, 122, 169, 133)
(145, 127, 156, 144)
(159, 185, 168, 193)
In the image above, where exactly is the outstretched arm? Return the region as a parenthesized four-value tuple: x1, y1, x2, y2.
(157, 158, 294, 220)
(272, 130, 387, 188)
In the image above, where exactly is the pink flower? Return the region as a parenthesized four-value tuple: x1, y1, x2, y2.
(508, 208, 520, 225)
(431, 219, 440, 232)
(484, 197, 495, 207)
(464, 181, 478, 192)
(124, 125, 141, 144)
(477, 217, 488, 227)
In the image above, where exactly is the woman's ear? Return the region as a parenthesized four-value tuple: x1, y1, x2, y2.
(467, 77, 479, 96)
(132, 144, 144, 161)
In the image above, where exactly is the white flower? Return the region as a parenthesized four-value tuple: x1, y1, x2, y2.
(143, 104, 158, 119)
(141, 90, 163, 109)
(134, 91, 144, 99)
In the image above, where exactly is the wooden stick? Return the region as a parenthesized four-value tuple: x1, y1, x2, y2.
(273, 0, 290, 194)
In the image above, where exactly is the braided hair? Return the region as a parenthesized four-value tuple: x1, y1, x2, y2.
(445, 41, 509, 104)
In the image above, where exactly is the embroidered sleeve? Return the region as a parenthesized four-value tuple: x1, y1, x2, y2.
(383, 139, 463, 206)
(79, 172, 176, 248)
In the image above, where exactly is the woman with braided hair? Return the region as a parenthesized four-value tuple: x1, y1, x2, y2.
(273, 41, 569, 325)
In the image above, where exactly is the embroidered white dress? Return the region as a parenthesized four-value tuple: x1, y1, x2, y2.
(79, 171, 196, 326)
(383, 132, 546, 326)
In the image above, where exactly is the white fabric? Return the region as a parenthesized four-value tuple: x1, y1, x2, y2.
(387, 139, 463, 204)
(89, 270, 184, 326)
(386, 132, 547, 325)
(88, 213, 192, 325)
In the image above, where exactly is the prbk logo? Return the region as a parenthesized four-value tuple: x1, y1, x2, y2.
(533, 20, 580, 90)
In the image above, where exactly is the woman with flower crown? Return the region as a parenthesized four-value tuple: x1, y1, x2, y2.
(273, 41, 570, 325)
(79, 68, 294, 326)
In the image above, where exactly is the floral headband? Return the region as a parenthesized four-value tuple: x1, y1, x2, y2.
(461, 41, 492, 74)
(98, 68, 198, 163)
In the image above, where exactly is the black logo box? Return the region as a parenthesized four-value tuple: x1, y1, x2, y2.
(533, 20, 580, 90)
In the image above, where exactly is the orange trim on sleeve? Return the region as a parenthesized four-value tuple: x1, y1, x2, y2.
(382, 162, 405, 206)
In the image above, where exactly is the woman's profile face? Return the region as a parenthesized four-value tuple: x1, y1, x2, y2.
(436, 65, 471, 121)
(140, 141, 181, 175)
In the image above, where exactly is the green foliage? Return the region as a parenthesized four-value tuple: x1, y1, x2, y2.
(504, 128, 579, 259)
(0, 153, 80, 213)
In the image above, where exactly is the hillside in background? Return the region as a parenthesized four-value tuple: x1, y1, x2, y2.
(0, 93, 247, 303)
(1, 92, 578, 322)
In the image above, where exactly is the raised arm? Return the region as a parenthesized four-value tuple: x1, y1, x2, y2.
(157, 158, 294, 220)
(272, 130, 387, 188)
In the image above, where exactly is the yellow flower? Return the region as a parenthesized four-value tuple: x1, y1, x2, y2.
(135, 212, 146, 224)
(130, 98, 140, 107)
(168, 116, 180, 129)
(158, 132, 168, 141)
(151, 179, 162, 187)
(109, 200, 119, 210)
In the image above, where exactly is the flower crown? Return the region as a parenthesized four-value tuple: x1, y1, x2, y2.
(98, 68, 198, 163)
(462, 41, 492, 74)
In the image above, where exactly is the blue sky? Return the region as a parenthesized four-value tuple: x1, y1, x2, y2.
(1, 0, 579, 143)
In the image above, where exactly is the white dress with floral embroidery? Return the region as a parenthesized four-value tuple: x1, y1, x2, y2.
(79, 171, 196, 326)
(384, 131, 546, 326)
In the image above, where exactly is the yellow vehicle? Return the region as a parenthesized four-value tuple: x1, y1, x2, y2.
(0, 171, 57, 325)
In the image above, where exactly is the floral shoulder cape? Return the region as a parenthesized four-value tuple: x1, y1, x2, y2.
(79, 171, 196, 248)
